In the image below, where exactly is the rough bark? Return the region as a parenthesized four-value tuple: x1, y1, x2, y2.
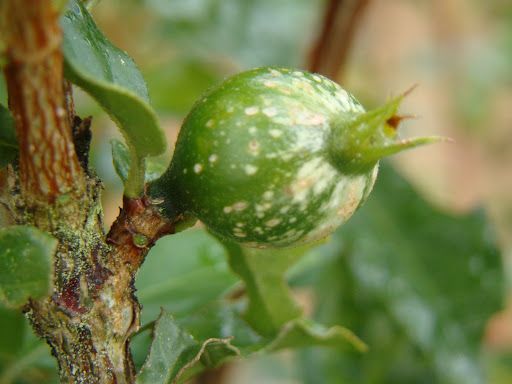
(1, 1, 177, 382)
(2, 0, 84, 203)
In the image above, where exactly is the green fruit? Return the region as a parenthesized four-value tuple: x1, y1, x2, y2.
(150, 67, 440, 248)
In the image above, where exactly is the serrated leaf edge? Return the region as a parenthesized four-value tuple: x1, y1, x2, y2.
(266, 318, 368, 353)
(172, 337, 240, 384)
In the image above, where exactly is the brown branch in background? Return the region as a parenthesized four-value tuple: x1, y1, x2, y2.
(2, 0, 85, 203)
(308, 0, 372, 80)
(195, 365, 232, 384)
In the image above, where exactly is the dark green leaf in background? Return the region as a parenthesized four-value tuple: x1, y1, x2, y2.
(292, 163, 504, 384)
(61, 0, 167, 197)
(0, 310, 58, 384)
(0, 104, 17, 168)
(0, 307, 24, 358)
(0, 74, 7, 106)
(0, 226, 57, 308)
(136, 229, 239, 325)
(133, 229, 366, 381)
(145, 57, 223, 115)
(146, 0, 322, 69)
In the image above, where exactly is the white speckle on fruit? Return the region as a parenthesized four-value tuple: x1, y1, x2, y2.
(223, 206, 232, 214)
(263, 190, 274, 200)
(312, 74, 322, 82)
(293, 71, 304, 77)
(183, 168, 188, 174)
(280, 206, 290, 214)
(206, 119, 214, 128)
(245, 164, 258, 175)
(220, 131, 226, 136)
(289, 217, 297, 223)
(248, 139, 260, 155)
(208, 154, 218, 163)
(245, 106, 259, 115)
(249, 126, 257, 135)
(269, 129, 283, 138)
(193, 164, 203, 174)
(255, 202, 272, 212)
(255, 227, 263, 234)
(233, 201, 248, 211)
(227, 106, 234, 113)
(233, 229, 247, 238)
(290, 158, 337, 204)
(236, 222, 245, 227)
(309, 114, 326, 125)
(256, 212, 264, 219)
(264, 80, 276, 88)
(269, 69, 281, 77)
(262, 107, 277, 117)
(265, 218, 281, 227)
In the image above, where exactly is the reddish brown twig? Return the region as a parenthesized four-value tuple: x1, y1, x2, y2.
(2, 0, 85, 204)
(308, 0, 372, 80)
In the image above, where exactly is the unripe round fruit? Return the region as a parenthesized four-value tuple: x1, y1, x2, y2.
(150, 67, 438, 248)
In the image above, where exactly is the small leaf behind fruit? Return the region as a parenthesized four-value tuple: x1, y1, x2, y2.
(111, 139, 168, 183)
(0, 104, 18, 168)
(0, 226, 57, 308)
(61, 0, 166, 197)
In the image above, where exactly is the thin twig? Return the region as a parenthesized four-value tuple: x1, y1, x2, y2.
(307, 0, 372, 80)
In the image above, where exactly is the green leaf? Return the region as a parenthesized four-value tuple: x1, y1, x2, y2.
(136, 229, 239, 325)
(0, 74, 7, 105)
(136, 310, 239, 384)
(220, 240, 305, 337)
(111, 139, 169, 184)
(294, 163, 504, 384)
(0, 307, 24, 359)
(267, 318, 366, 353)
(175, 300, 366, 360)
(0, 104, 17, 167)
(61, 0, 166, 197)
(0, 226, 57, 308)
(149, 0, 322, 68)
(134, 229, 364, 381)
(145, 56, 223, 115)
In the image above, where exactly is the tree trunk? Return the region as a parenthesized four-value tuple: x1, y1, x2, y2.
(1, 1, 175, 382)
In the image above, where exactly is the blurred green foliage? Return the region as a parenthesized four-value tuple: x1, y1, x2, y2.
(292, 163, 503, 384)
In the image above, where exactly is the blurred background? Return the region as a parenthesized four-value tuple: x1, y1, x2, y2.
(1, 0, 511, 383)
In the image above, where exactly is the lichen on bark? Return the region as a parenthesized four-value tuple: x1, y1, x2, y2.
(1, 1, 177, 382)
